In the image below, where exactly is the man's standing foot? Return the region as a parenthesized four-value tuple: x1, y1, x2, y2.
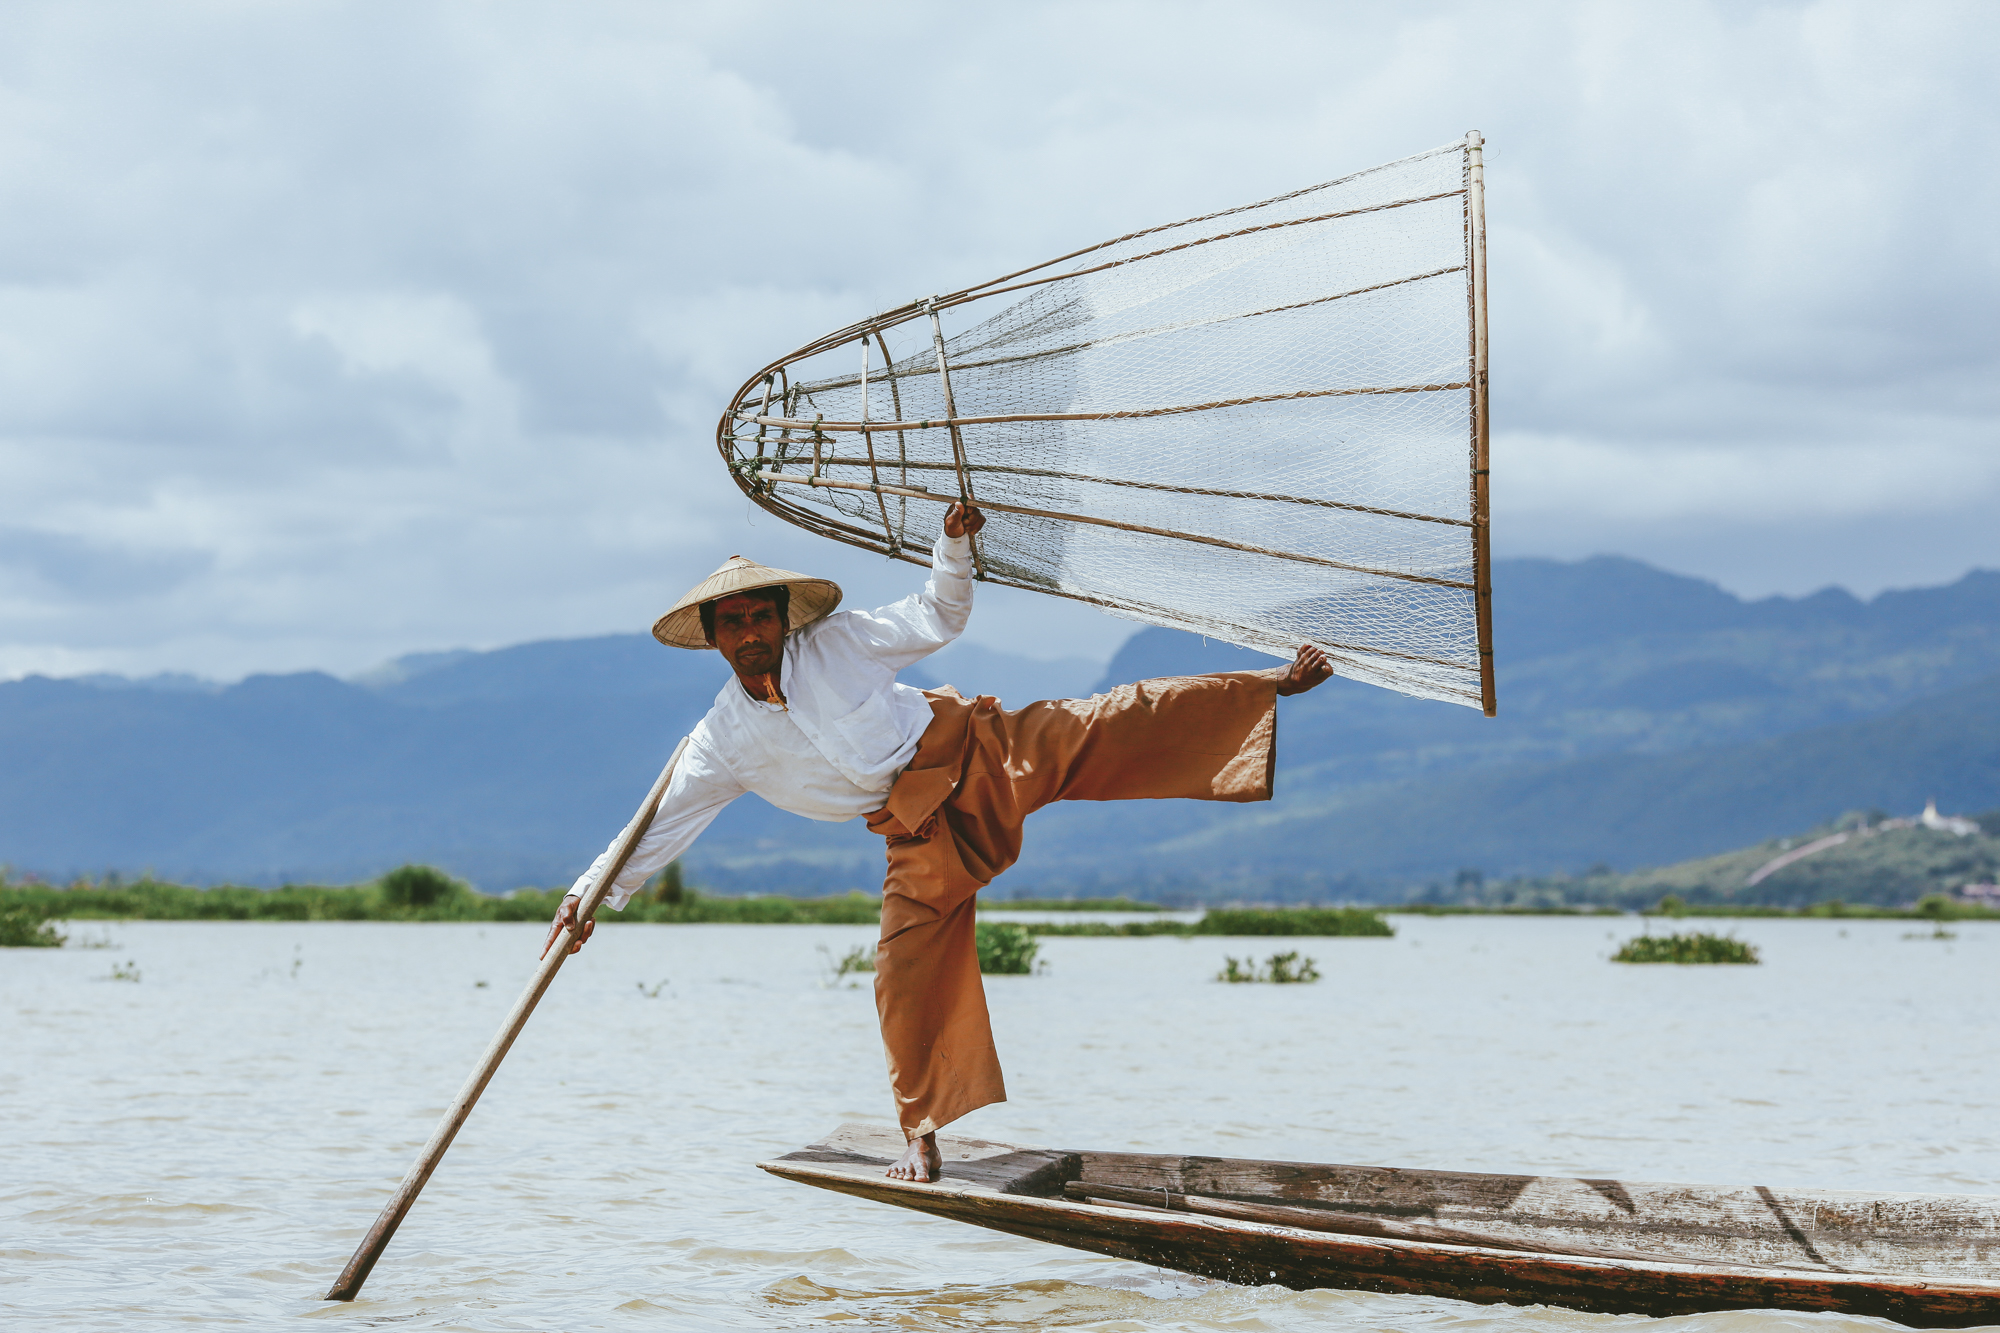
(886, 1132, 941, 1182)
(1276, 643, 1334, 696)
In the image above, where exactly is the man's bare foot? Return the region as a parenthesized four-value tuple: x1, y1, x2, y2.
(886, 1132, 941, 1182)
(1275, 643, 1334, 696)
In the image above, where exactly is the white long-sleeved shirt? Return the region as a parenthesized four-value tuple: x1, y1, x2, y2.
(571, 533, 974, 911)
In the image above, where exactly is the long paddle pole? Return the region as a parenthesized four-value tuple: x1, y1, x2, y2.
(323, 737, 689, 1302)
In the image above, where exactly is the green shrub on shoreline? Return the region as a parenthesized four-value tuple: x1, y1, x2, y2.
(0, 901, 66, 947)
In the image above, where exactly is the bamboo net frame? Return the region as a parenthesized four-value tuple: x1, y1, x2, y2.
(715, 134, 1495, 712)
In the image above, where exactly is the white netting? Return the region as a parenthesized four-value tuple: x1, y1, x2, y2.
(718, 139, 1488, 708)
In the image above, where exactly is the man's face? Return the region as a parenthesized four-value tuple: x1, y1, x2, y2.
(706, 592, 786, 675)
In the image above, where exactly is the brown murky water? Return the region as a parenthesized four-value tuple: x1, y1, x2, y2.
(5, 914, 1996, 1330)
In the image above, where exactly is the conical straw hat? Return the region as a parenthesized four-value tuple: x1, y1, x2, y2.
(651, 555, 842, 650)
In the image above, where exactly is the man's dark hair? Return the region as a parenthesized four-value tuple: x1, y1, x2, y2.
(700, 584, 790, 642)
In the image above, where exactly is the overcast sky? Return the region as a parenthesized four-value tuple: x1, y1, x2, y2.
(2, 0, 1995, 681)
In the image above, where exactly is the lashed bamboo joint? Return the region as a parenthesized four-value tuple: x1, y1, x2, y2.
(715, 135, 1496, 713)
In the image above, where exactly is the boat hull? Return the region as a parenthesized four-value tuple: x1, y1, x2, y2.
(760, 1125, 2000, 1328)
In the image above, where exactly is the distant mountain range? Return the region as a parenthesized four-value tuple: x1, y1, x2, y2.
(3, 556, 1997, 899)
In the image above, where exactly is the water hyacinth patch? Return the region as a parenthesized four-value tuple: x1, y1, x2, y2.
(1612, 932, 1760, 964)
(975, 922, 1041, 975)
(1217, 951, 1322, 983)
(817, 944, 875, 987)
(1197, 908, 1392, 937)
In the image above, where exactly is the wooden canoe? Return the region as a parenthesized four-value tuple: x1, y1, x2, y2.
(760, 1123, 2000, 1327)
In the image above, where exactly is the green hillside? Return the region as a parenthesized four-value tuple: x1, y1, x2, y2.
(1451, 808, 2000, 911)
(1616, 812, 2000, 908)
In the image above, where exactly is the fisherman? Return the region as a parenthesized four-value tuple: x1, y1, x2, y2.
(544, 503, 1331, 1182)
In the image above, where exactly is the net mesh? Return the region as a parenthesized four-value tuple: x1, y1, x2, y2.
(718, 139, 1488, 709)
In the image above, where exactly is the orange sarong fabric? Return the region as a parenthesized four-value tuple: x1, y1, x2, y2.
(865, 670, 1280, 1140)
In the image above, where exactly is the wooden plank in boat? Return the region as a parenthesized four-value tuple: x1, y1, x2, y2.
(1073, 1148, 2000, 1277)
(769, 1121, 1078, 1197)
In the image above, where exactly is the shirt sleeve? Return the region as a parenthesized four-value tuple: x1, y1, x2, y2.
(825, 532, 975, 670)
(568, 735, 745, 911)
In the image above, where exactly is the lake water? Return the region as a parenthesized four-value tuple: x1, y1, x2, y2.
(6, 914, 1996, 1331)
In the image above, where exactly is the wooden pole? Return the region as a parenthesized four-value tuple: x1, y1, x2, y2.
(1464, 130, 1496, 717)
(857, 334, 897, 548)
(872, 327, 909, 548)
(322, 737, 689, 1302)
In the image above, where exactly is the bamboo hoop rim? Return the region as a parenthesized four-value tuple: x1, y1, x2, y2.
(1465, 130, 1496, 717)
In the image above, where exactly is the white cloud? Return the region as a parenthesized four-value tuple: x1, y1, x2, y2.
(0, 0, 1995, 679)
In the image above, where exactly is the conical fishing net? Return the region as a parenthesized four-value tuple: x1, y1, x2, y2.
(717, 135, 1493, 711)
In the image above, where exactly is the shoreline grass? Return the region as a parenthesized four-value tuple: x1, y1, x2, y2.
(1, 876, 1395, 940)
(0, 873, 879, 928)
(12, 871, 1981, 941)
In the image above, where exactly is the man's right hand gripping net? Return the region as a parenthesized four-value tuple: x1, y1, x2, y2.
(716, 134, 1495, 713)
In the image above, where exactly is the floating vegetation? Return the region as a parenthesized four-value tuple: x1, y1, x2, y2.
(0, 902, 65, 948)
(975, 922, 1041, 975)
(1218, 951, 1322, 984)
(1612, 932, 1760, 964)
(1025, 907, 1393, 939)
(980, 897, 1163, 912)
(1902, 925, 1958, 942)
(1023, 920, 1192, 937)
(1393, 904, 1625, 916)
(107, 959, 142, 982)
(817, 944, 875, 987)
(635, 978, 669, 997)
(1199, 908, 1392, 937)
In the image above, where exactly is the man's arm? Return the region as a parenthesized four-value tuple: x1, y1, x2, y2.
(542, 739, 744, 957)
(828, 503, 985, 670)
